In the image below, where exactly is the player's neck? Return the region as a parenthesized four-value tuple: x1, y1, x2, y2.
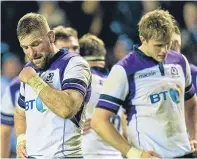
(138, 45, 151, 57)
(52, 44, 61, 56)
(88, 61, 105, 68)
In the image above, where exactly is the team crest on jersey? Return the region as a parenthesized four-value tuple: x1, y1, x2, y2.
(171, 67, 179, 77)
(46, 72, 54, 83)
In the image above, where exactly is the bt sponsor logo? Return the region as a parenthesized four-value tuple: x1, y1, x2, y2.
(139, 71, 156, 78)
(150, 85, 182, 104)
(25, 97, 47, 112)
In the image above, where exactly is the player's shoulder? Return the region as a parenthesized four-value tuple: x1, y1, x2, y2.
(190, 63, 197, 74)
(67, 55, 89, 67)
(165, 50, 189, 68)
(117, 50, 155, 76)
(10, 76, 20, 86)
(167, 50, 186, 62)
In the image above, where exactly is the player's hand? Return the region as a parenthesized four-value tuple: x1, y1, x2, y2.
(141, 151, 161, 158)
(190, 140, 197, 152)
(83, 118, 91, 134)
(16, 140, 27, 158)
(19, 67, 37, 83)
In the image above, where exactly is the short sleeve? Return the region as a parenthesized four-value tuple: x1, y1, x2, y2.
(62, 56, 91, 97)
(96, 65, 129, 113)
(17, 82, 26, 111)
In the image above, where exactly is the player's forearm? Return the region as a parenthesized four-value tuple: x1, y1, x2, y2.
(121, 113, 128, 141)
(185, 103, 197, 140)
(0, 124, 12, 158)
(91, 118, 131, 156)
(39, 86, 78, 118)
(0, 139, 10, 158)
(14, 108, 26, 137)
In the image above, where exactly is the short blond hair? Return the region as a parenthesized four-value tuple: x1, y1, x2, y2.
(138, 9, 174, 42)
(79, 33, 106, 58)
(172, 19, 181, 35)
(53, 26, 78, 42)
(17, 13, 50, 40)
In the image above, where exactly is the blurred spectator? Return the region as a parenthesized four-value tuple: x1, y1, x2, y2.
(82, 1, 105, 36)
(110, 1, 143, 44)
(181, 2, 197, 65)
(1, 42, 10, 54)
(142, 1, 160, 14)
(114, 34, 133, 61)
(38, 1, 69, 28)
(105, 34, 133, 70)
(59, 1, 117, 48)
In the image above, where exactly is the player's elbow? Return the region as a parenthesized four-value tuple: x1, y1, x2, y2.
(59, 101, 80, 119)
(59, 111, 72, 119)
(59, 107, 75, 119)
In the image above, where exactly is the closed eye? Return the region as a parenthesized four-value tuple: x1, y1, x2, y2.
(31, 41, 40, 47)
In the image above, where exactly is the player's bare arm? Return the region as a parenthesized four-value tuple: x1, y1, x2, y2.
(14, 107, 27, 158)
(19, 67, 83, 119)
(0, 124, 12, 158)
(185, 94, 197, 152)
(91, 108, 131, 155)
(91, 108, 161, 158)
(40, 88, 83, 118)
(14, 107, 26, 137)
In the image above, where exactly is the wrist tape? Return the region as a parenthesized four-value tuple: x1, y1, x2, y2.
(17, 134, 26, 146)
(126, 147, 143, 158)
(27, 76, 48, 95)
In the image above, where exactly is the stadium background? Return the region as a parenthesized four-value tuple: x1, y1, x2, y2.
(1, 1, 197, 69)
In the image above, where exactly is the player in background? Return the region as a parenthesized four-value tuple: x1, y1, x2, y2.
(1, 77, 20, 158)
(53, 25, 80, 53)
(80, 34, 125, 159)
(14, 13, 91, 158)
(170, 20, 197, 93)
(91, 9, 197, 158)
(1, 56, 30, 158)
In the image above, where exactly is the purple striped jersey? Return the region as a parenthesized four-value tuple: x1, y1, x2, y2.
(17, 49, 92, 158)
(96, 47, 195, 157)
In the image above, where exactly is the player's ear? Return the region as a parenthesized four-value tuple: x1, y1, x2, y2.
(174, 40, 180, 52)
(171, 40, 179, 52)
(139, 36, 147, 45)
(47, 30, 55, 43)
